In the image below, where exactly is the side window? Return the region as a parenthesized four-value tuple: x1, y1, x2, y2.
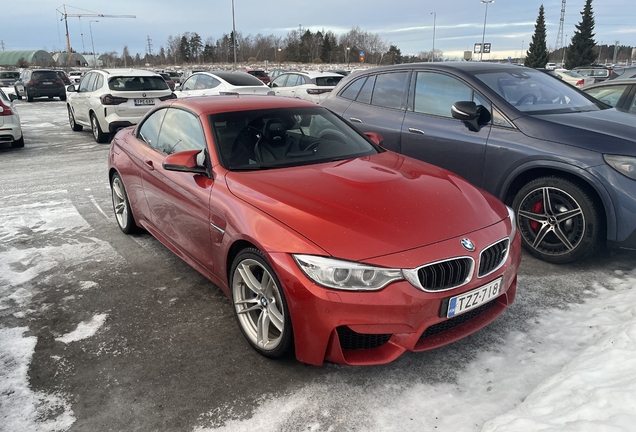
(181, 76, 197, 91)
(156, 109, 206, 155)
(340, 76, 366, 100)
(585, 85, 629, 107)
(79, 72, 95, 92)
(414, 72, 473, 117)
(492, 108, 514, 128)
(286, 75, 302, 87)
(271, 75, 287, 88)
(195, 74, 220, 90)
(356, 75, 376, 104)
(137, 108, 167, 149)
(371, 72, 409, 110)
(93, 74, 104, 91)
(629, 90, 636, 114)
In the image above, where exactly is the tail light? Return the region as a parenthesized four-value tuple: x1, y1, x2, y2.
(306, 88, 332, 95)
(100, 94, 128, 105)
(159, 93, 177, 101)
(0, 99, 13, 116)
(576, 79, 585, 86)
(55, 79, 64, 85)
(28, 80, 39, 86)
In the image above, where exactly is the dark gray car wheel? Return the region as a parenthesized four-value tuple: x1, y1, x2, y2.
(91, 113, 109, 143)
(230, 248, 293, 359)
(68, 107, 83, 131)
(110, 173, 138, 234)
(513, 176, 603, 264)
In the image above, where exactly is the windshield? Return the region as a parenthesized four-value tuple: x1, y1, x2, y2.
(210, 107, 379, 170)
(474, 69, 600, 114)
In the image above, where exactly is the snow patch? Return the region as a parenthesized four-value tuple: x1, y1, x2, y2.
(56, 314, 109, 344)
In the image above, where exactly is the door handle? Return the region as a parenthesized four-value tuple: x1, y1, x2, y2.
(408, 127, 426, 135)
(349, 117, 362, 123)
(144, 160, 155, 170)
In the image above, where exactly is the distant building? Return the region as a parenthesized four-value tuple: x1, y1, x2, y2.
(52, 52, 88, 67)
(0, 50, 56, 67)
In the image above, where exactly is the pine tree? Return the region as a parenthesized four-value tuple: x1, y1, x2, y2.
(565, 0, 596, 69)
(524, 5, 549, 68)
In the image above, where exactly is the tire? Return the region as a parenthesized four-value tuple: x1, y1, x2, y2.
(60, 94, 67, 101)
(11, 135, 24, 148)
(48, 96, 54, 100)
(68, 106, 83, 131)
(14, 87, 22, 100)
(91, 113, 109, 143)
(512, 176, 603, 264)
(26, 89, 33, 102)
(110, 173, 138, 234)
(230, 248, 293, 359)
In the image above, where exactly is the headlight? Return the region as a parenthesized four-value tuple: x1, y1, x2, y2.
(293, 255, 403, 291)
(506, 205, 517, 240)
(604, 155, 636, 180)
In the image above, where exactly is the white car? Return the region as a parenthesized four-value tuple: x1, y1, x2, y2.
(68, 70, 84, 85)
(269, 71, 343, 103)
(554, 69, 595, 87)
(66, 69, 175, 143)
(175, 71, 273, 98)
(0, 88, 23, 148)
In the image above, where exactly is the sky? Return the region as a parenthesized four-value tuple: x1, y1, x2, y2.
(4, 0, 636, 61)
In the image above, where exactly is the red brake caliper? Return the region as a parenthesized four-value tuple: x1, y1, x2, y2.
(530, 200, 543, 232)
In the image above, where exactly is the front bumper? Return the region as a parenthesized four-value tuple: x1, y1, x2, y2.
(269, 220, 522, 366)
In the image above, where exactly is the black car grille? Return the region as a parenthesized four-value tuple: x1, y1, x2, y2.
(337, 326, 391, 350)
(478, 239, 509, 277)
(417, 258, 472, 291)
(420, 299, 497, 339)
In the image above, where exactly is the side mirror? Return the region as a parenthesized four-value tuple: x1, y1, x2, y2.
(163, 150, 208, 175)
(67, 85, 77, 92)
(364, 131, 383, 146)
(451, 101, 490, 132)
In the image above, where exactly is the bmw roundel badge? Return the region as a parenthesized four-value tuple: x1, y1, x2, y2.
(142, 93, 147, 97)
(461, 238, 475, 251)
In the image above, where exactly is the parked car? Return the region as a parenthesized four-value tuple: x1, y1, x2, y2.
(583, 78, 636, 114)
(607, 66, 636, 81)
(159, 72, 176, 91)
(545, 63, 557, 70)
(0, 88, 23, 148)
(0, 71, 20, 87)
(55, 70, 71, 85)
(107, 95, 521, 365)
(535, 68, 562, 79)
(165, 70, 182, 84)
(321, 62, 636, 263)
(14, 69, 66, 102)
(269, 71, 343, 103)
(269, 69, 298, 80)
(572, 65, 613, 83)
(245, 69, 270, 85)
(554, 69, 595, 87)
(327, 69, 352, 76)
(68, 70, 84, 85)
(176, 71, 273, 98)
(66, 68, 175, 143)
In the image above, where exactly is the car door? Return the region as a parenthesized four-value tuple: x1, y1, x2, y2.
(139, 107, 217, 270)
(191, 74, 222, 96)
(72, 72, 97, 124)
(177, 75, 198, 98)
(270, 74, 293, 98)
(339, 71, 410, 153)
(400, 71, 492, 187)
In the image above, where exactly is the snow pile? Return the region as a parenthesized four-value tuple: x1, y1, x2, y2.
(55, 314, 109, 344)
(483, 273, 636, 432)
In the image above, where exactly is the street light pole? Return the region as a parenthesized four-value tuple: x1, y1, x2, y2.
(431, 12, 436, 62)
(89, 20, 99, 68)
(562, 34, 567, 65)
(346, 47, 350, 68)
(597, 41, 603, 64)
(480, 0, 494, 62)
(521, 40, 524, 63)
(231, 0, 237, 70)
(278, 47, 281, 68)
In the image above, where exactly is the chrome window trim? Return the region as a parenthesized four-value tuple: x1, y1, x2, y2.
(403, 256, 475, 293)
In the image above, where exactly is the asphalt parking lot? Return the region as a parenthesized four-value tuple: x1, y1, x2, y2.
(2, 99, 635, 431)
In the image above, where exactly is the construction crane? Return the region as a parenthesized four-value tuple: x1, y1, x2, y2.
(56, 4, 136, 66)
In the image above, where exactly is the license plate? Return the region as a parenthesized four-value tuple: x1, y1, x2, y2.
(447, 277, 502, 318)
(134, 99, 155, 106)
(42, 82, 53, 85)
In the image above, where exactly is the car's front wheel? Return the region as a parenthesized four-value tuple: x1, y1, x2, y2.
(68, 107, 83, 131)
(512, 176, 603, 264)
(91, 113, 108, 143)
(230, 249, 293, 359)
(110, 173, 138, 234)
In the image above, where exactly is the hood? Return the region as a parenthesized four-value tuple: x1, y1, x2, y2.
(225, 152, 507, 261)
(520, 108, 636, 155)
